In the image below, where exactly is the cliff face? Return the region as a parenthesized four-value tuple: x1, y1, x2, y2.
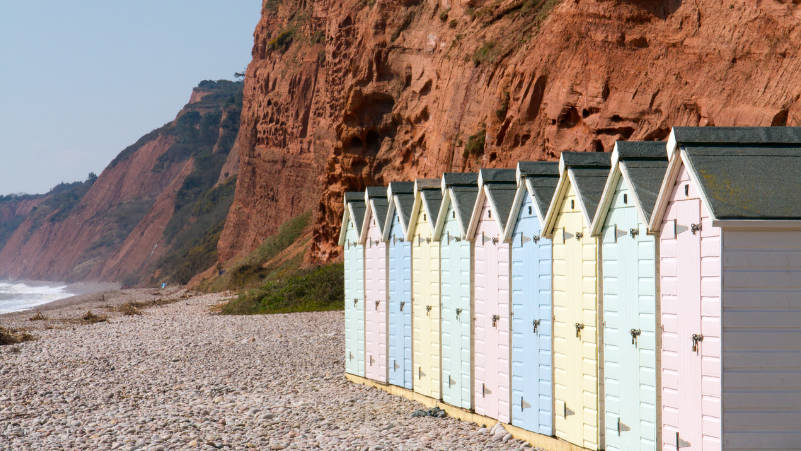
(220, 0, 801, 264)
(0, 81, 243, 285)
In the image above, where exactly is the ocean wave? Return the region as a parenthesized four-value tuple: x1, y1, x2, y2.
(0, 281, 73, 314)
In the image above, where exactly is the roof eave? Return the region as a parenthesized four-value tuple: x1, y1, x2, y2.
(567, 169, 594, 227)
(542, 170, 570, 237)
(503, 183, 528, 242)
(432, 191, 451, 240)
(589, 163, 622, 237)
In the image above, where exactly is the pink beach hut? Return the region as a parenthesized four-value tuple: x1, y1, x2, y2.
(467, 168, 518, 423)
(649, 127, 801, 450)
(361, 186, 390, 383)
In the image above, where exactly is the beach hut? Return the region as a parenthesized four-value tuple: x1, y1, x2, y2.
(648, 127, 801, 450)
(384, 181, 415, 389)
(433, 172, 479, 410)
(407, 179, 443, 399)
(467, 168, 517, 423)
(542, 151, 611, 450)
(339, 191, 367, 377)
(502, 161, 559, 435)
(589, 142, 667, 451)
(361, 186, 390, 383)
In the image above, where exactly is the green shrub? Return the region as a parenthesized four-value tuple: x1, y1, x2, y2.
(268, 28, 295, 53)
(221, 263, 344, 315)
(449, 19, 458, 28)
(472, 40, 500, 66)
(463, 128, 486, 159)
(439, 9, 450, 21)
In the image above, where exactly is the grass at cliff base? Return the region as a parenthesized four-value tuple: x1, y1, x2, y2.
(220, 263, 343, 315)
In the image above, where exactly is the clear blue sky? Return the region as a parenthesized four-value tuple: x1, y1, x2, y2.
(0, 1, 260, 195)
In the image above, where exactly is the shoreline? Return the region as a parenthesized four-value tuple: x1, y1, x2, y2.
(0, 280, 120, 316)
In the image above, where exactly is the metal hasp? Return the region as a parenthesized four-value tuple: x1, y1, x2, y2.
(492, 314, 500, 327)
(425, 305, 432, 316)
(353, 298, 358, 306)
(575, 231, 583, 240)
(690, 222, 702, 234)
(575, 322, 584, 338)
(399, 301, 405, 311)
(532, 319, 541, 334)
(630, 328, 642, 345)
(375, 300, 380, 310)
(455, 308, 463, 319)
(629, 227, 639, 238)
(691, 333, 704, 352)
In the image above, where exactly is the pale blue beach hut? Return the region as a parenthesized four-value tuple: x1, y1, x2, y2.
(502, 161, 559, 435)
(383, 181, 415, 389)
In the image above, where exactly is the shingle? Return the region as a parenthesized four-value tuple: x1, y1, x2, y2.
(561, 151, 612, 168)
(450, 186, 479, 234)
(615, 141, 668, 223)
(570, 168, 611, 223)
(344, 191, 363, 203)
(526, 176, 559, 220)
(420, 189, 443, 225)
(479, 168, 516, 184)
(673, 126, 801, 146)
(388, 181, 414, 195)
(486, 185, 517, 230)
(684, 146, 801, 219)
(394, 194, 414, 229)
(616, 141, 666, 160)
(443, 172, 478, 186)
(350, 201, 366, 236)
(366, 186, 387, 199)
(623, 160, 669, 223)
(517, 161, 559, 177)
(371, 198, 390, 235)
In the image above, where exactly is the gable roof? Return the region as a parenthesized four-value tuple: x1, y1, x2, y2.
(434, 173, 479, 239)
(543, 151, 612, 234)
(361, 186, 389, 242)
(338, 191, 366, 246)
(383, 181, 415, 240)
(590, 141, 667, 235)
(467, 169, 516, 237)
(406, 179, 442, 240)
(651, 126, 801, 230)
(502, 161, 559, 241)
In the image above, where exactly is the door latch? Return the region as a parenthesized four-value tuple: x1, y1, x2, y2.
(481, 383, 486, 397)
(448, 375, 455, 387)
(630, 328, 642, 345)
(375, 300, 380, 310)
(575, 322, 585, 338)
(400, 301, 405, 311)
(369, 355, 374, 366)
(426, 305, 432, 316)
(418, 366, 422, 379)
(691, 223, 702, 234)
(533, 234, 541, 243)
(353, 298, 358, 306)
(532, 319, 541, 334)
(491, 237, 499, 244)
(492, 314, 500, 327)
(629, 227, 640, 238)
(456, 308, 463, 319)
(393, 359, 399, 370)
(692, 333, 704, 352)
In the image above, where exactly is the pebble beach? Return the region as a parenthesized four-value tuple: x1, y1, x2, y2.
(0, 290, 534, 450)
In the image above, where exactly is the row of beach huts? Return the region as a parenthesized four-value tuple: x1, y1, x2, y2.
(337, 126, 801, 450)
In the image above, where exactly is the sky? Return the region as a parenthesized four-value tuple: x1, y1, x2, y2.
(0, 1, 260, 195)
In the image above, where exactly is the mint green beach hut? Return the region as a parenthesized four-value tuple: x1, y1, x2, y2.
(339, 192, 366, 377)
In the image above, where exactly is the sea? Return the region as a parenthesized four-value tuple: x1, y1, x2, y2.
(0, 281, 73, 314)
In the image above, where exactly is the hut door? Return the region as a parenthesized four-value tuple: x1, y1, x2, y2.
(675, 198, 703, 449)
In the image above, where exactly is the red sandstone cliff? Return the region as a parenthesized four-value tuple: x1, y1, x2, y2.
(0, 81, 243, 285)
(219, 0, 801, 266)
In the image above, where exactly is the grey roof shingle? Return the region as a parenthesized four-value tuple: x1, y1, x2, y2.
(388, 182, 414, 230)
(388, 181, 414, 194)
(486, 185, 518, 230)
(450, 187, 479, 233)
(480, 168, 516, 184)
(518, 161, 559, 177)
(518, 162, 559, 219)
(673, 126, 801, 146)
(348, 200, 366, 236)
(420, 189, 443, 225)
(365, 186, 387, 199)
(344, 191, 363, 203)
(561, 151, 612, 168)
(370, 198, 390, 235)
(684, 146, 801, 219)
(616, 141, 668, 223)
(443, 172, 478, 186)
(561, 152, 612, 222)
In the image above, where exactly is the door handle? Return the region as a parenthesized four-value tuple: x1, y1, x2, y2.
(481, 383, 486, 397)
(692, 333, 704, 352)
